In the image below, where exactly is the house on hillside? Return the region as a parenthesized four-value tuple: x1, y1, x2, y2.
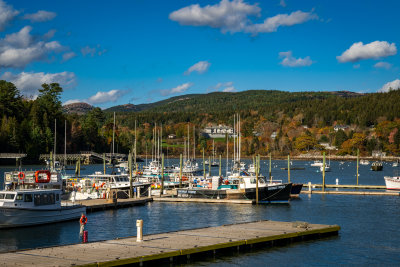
(202, 125, 234, 138)
(319, 142, 337, 150)
(270, 132, 277, 140)
(168, 134, 176, 139)
(372, 150, 386, 158)
(334, 125, 349, 132)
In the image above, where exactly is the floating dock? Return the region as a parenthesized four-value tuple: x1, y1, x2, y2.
(153, 197, 254, 204)
(0, 220, 339, 267)
(65, 197, 153, 212)
(301, 190, 400, 196)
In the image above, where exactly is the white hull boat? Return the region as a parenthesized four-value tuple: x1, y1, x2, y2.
(0, 189, 85, 228)
(384, 176, 400, 190)
(311, 160, 323, 167)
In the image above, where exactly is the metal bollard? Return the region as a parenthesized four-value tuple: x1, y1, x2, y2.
(336, 178, 339, 185)
(137, 187, 141, 198)
(136, 219, 143, 242)
(308, 182, 312, 192)
(148, 187, 151, 197)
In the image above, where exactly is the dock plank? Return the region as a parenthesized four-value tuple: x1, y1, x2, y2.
(0, 220, 339, 266)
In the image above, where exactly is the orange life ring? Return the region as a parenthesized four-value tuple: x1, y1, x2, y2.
(80, 215, 88, 225)
(18, 172, 25, 180)
(225, 180, 229, 185)
(35, 170, 51, 183)
(100, 182, 105, 188)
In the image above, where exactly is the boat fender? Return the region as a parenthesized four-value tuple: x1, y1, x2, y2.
(18, 172, 25, 180)
(225, 180, 229, 185)
(80, 214, 88, 225)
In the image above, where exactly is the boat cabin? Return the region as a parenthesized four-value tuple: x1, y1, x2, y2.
(0, 189, 61, 209)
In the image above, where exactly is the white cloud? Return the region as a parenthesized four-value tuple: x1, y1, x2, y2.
(184, 61, 211, 75)
(169, 0, 260, 33)
(280, 0, 287, 7)
(223, 86, 236, 92)
(87, 89, 128, 104)
(210, 81, 234, 92)
(81, 45, 106, 57)
(1, 71, 76, 97)
(279, 51, 313, 67)
(337, 41, 397, 63)
(0, 0, 19, 31)
(246, 10, 317, 34)
(62, 52, 76, 62)
(169, 0, 316, 35)
(0, 26, 65, 68)
(160, 82, 193, 96)
(374, 61, 392, 70)
(23, 10, 56, 22)
(379, 79, 400, 92)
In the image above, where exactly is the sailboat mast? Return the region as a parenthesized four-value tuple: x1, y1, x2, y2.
(239, 114, 241, 162)
(112, 112, 115, 155)
(54, 119, 56, 169)
(64, 120, 66, 166)
(187, 124, 190, 161)
(193, 126, 195, 160)
(226, 135, 229, 176)
(233, 114, 236, 163)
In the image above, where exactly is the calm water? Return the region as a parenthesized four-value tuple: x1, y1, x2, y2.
(1, 159, 399, 266)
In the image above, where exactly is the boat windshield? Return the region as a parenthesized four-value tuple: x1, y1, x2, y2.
(4, 193, 15, 200)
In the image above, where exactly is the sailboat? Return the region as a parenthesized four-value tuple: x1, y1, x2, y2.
(210, 139, 219, 167)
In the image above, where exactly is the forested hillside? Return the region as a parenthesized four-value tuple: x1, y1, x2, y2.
(1, 79, 400, 161)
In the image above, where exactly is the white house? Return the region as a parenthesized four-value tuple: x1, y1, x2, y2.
(202, 125, 235, 138)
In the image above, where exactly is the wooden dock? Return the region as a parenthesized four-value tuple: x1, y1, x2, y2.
(0, 220, 340, 267)
(153, 197, 254, 204)
(65, 197, 153, 212)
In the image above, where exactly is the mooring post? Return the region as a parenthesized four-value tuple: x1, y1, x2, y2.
(287, 154, 291, 183)
(356, 148, 359, 185)
(308, 181, 312, 192)
(208, 156, 211, 177)
(136, 219, 143, 242)
(219, 155, 222, 177)
(269, 153, 272, 183)
(322, 152, 326, 192)
(203, 149, 206, 179)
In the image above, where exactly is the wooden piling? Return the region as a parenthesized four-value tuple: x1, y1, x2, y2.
(356, 149, 359, 185)
(287, 154, 291, 183)
(322, 152, 325, 192)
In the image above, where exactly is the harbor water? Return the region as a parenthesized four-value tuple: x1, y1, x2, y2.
(0, 159, 399, 266)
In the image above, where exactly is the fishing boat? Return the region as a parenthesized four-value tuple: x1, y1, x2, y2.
(177, 176, 292, 203)
(371, 161, 383, 171)
(0, 170, 85, 228)
(384, 176, 400, 190)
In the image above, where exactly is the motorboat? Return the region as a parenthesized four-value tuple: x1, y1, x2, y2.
(320, 164, 331, 172)
(384, 176, 400, 190)
(0, 170, 85, 228)
(311, 160, 323, 167)
(360, 159, 370, 165)
(371, 161, 383, 171)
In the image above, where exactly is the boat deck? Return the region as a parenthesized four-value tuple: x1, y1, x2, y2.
(0, 220, 340, 266)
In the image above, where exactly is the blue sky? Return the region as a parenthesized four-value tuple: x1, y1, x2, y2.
(1, 0, 399, 108)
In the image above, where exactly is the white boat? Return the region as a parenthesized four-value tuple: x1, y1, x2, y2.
(360, 159, 370, 165)
(311, 160, 323, 167)
(1, 170, 85, 228)
(393, 161, 399, 167)
(384, 176, 400, 190)
(320, 164, 331, 172)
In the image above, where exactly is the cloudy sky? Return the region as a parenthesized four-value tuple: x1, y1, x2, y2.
(1, 0, 399, 107)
